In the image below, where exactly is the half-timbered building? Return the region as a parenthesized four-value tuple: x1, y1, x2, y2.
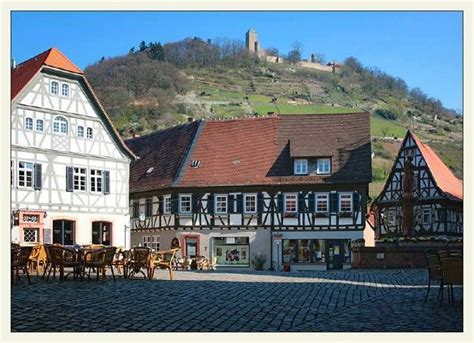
(372, 130, 462, 238)
(11, 48, 135, 247)
(126, 112, 372, 270)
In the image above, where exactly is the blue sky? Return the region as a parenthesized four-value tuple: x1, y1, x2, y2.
(11, 11, 462, 111)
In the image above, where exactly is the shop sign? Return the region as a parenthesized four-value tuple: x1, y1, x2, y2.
(23, 214, 39, 223)
(43, 228, 51, 244)
(273, 233, 283, 241)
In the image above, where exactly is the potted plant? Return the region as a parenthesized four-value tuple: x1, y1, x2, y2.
(283, 263, 291, 272)
(251, 253, 267, 271)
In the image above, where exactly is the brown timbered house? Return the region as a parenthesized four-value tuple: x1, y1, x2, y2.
(372, 130, 463, 238)
(126, 113, 372, 270)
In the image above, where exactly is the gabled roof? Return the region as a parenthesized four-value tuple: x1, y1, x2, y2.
(11, 48, 136, 160)
(410, 132, 463, 201)
(127, 112, 372, 193)
(126, 121, 202, 193)
(11, 48, 82, 100)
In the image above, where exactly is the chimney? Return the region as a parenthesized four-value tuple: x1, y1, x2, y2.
(187, 116, 194, 123)
(11, 58, 16, 69)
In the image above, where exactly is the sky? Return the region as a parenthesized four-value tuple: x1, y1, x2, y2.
(11, 11, 463, 111)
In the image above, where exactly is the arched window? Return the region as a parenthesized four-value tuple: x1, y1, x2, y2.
(50, 81, 59, 95)
(53, 116, 68, 134)
(61, 83, 70, 97)
(92, 221, 112, 245)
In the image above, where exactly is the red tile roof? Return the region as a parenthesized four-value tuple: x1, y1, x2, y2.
(411, 132, 463, 201)
(11, 47, 82, 100)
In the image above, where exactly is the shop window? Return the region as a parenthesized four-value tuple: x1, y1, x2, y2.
(311, 240, 326, 263)
(298, 239, 311, 263)
(92, 221, 111, 245)
(282, 239, 298, 263)
(211, 237, 250, 267)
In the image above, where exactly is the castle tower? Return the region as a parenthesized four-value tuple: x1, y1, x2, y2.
(246, 29, 258, 54)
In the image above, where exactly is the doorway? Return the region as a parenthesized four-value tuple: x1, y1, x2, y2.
(52, 220, 75, 245)
(326, 240, 345, 270)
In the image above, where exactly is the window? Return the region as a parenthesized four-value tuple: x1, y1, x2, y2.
(73, 167, 86, 191)
(215, 195, 228, 214)
(298, 239, 311, 262)
(18, 161, 33, 188)
(315, 193, 329, 212)
(23, 228, 39, 243)
(142, 235, 160, 250)
(132, 201, 139, 218)
(316, 158, 331, 174)
(92, 221, 111, 245)
(212, 237, 250, 267)
(422, 208, 432, 225)
(11, 160, 14, 186)
(53, 116, 68, 134)
(179, 194, 192, 214)
(145, 198, 153, 217)
(87, 127, 93, 139)
(53, 220, 74, 245)
(90, 169, 102, 193)
(61, 83, 69, 97)
(163, 196, 171, 214)
(339, 193, 353, 212)
(294, 159, 308, 175)
(77, 126, 84, 138)
(244, 194, 257, 214)
(25, 117, 33, 130)
(36, 119, 44, 132)
(284, 193, 298, 215)
(387, 210, 397, 226)
(50, 80, 59, 95)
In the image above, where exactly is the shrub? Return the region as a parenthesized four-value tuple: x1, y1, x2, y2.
(374, 108, 399, 120)
(252, 253, 267, 271)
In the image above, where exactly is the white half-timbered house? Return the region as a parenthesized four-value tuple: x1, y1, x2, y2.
(126, 113, 372, 270)
(372, 130, 462, 238)
(11, 48, 135, 248)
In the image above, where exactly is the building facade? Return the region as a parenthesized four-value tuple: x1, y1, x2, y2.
(127, 113, 372, 270)
(372, 130, 463, 238)
(11, 48, 135, 248)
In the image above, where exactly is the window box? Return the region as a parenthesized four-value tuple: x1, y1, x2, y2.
(315, 212, 329, 218)
(338, 212, 353, 218)
(284, 212, 298, 218)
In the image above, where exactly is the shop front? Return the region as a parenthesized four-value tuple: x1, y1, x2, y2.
(211, 237, 250, 267)
(12, 210, 46, 245)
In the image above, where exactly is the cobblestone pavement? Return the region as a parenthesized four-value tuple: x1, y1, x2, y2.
(11, 268, 462, 332)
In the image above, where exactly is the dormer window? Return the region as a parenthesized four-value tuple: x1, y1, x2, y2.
(316, 158, 331, 175)
(294, 159, 308, 175)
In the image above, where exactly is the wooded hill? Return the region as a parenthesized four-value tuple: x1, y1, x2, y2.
(84, 37, 463, 199)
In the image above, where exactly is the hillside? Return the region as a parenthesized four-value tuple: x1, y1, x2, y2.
(84, 38, 463, 200)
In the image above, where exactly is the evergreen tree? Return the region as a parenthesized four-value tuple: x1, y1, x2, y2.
(139, 40, 147, 52)
(148, 42, 165, 61)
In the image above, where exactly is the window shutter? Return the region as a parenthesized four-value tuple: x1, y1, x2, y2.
(207, 194, 214, 214)
(298, 193, 306, 213)
(103, 170, 110, 195)
(257, 193, 264, 213)
(227, 195, 234, 214)
(330, 192, 338, 212)
(277, 193, 284, 212)
(171, 194, 178, 214)
(236, 194, 243, 214)
(353, 191, 361, 211)
(33, 163, 42, 190)
(66, 166, 73, 192)
(192, 194, 199, 213)
(158, 196, 164, 214)
(308, 192, 315, 212)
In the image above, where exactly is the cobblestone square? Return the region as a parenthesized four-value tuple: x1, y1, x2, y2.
(11, 268, 462, 332)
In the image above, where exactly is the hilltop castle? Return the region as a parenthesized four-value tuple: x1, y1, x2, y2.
(245, 28, 340, 72)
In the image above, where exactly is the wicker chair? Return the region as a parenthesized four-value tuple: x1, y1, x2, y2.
(127, 247, 151, 279)
(46, 245, 81, 281)
(149, 248, 179, 280)
(83, 247, 117, 281)
(11, 246, 33, 284)
(424, 249, 444, 302)
(440, 257, 463, 304)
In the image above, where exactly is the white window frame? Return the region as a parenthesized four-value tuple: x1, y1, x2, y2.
(339, 192, 353, 213)
(18, 161, 33, 188)
(90, 169, 103, 193)
(315, 193, 329, 213)
(163, 195, 171, 214)
(36, 119, 44, 132)
(422, 208, 432, 225)
(50, 80, 59, 95)
(61, 83, 70, 98)
(77, 125, 84, 138)
(316, 158, 331, 175)
(179, 194, 192, 214)
(73, 167, 87, 192)
(294, 159, 308, 175)
(87, 127, 93, 139)
(23, 228, 39, 244)
(284, 193, 298, 214)
(215, 194, 228, 214)
(53, 116, 68, 135)
(244, 193, 257, 214)
(25, 117, 33, 130)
